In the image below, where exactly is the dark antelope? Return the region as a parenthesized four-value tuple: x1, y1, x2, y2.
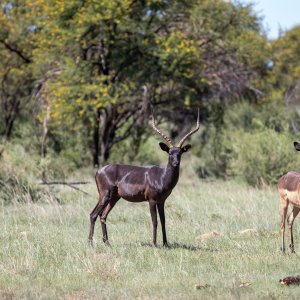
(278, 141, 300, 253)
(88, 110, 200, 247)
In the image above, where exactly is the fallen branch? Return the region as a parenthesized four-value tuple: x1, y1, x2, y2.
(66, 183, 92, 196)
(40, 181, 91, 185)
(39, 181, 93, 197)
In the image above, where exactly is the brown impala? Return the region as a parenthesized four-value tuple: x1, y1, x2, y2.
(88, 110, 200, 247)
(278, 141, 300, 253)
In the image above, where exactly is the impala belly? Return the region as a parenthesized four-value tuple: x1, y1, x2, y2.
(286, 190, 300, 207)
(116, 171, 148, 202)
(117, 183, 147, 202)
(278, 172, 300, 207)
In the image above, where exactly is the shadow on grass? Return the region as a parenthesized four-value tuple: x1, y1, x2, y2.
(136, 241, 218, 252)
(91, 240, 218, 252)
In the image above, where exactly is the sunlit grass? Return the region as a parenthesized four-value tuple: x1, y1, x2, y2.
(0, 176, 299, 299)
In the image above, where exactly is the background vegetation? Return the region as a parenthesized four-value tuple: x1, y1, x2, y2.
(1, 0, 300, 187)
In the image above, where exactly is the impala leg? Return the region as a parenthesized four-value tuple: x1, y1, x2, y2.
(88, 201, 106, 245)
(88, 191, 110, 246)
(288, 206, 300, 253)
(157, 202, 168, 248)
(149, 201, 158, 247)
(88, 203, 99, 245)
(280, 200, 288, 254)
(100, 197, 119, 245)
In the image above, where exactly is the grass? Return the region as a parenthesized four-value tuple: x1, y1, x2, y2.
(0, 174, 300, 299)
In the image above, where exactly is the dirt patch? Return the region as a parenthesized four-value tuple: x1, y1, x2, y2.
(0, 290, 15, 300)
(65, 291, 91, 300)
(200, 231, 221, 240)
(238, 282, 252, 288)
(87, 251, 120, 280)
(238, 229, 259, 236)
(238, 228, 279, 237)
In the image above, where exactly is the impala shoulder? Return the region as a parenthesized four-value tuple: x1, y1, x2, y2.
(278, 171, 300, 191)
(147, 165, 164, 174)
(96, 164, 113, 174)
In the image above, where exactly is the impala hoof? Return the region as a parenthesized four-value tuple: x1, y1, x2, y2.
(289, 244, 296, 254)
(103, 239, 111, 247)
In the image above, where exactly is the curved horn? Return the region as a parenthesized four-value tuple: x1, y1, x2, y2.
(176, 109, 200, 148)
(151, 110, 174, 148)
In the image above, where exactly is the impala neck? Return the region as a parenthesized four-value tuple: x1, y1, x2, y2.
(163, 160, 180, 190)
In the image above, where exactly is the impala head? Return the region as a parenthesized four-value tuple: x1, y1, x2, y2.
(151, 109, 200, 167)
(294, 142, 300, 151)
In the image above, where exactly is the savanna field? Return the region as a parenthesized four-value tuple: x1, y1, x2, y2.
(1, 167, 300, 300)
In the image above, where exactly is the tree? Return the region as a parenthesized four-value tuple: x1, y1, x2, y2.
(28, 0, 199, 164)
(0, 1, 36, 142)
(270, 25, 300, 101)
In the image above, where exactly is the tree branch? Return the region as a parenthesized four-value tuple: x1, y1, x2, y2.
(0, 39, 32, 63)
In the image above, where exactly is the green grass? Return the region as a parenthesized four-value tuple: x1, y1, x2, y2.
(0, 176, 300, 299)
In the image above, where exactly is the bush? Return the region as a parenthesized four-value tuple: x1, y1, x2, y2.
(0, 175, 40, 204)
(109, 135, 166, 166)
(229, 129, 300, 185)
(0, 143, 49, 204)
(194, 101, 300, 185)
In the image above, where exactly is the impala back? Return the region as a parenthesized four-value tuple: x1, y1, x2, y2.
(278, 171, 300, 207)
(96, 164, 165, 202)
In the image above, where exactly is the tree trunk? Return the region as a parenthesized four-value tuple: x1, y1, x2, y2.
(92, 109, 101, 167)
(3, 98, 20, 140)
(99, 108, 113, 165)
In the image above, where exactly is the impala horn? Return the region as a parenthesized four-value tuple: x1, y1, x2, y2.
(151, 109, 174, 148)
(176, 109, 200, 148)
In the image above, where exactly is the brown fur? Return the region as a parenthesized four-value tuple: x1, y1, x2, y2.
(278, 171, 300, 253)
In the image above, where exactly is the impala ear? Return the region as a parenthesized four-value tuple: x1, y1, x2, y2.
(181, 144, 192, 153)
(159, 142, 170, 153)
(294, 142, 300, 151)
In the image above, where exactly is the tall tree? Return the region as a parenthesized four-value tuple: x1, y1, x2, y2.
(270, 25, 300, 102)
(30, 0, 199, 164)
(0, 1, 36, 141)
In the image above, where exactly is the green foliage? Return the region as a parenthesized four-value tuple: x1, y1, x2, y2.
(189, 0, 270, 99)
(225, 101, 300, 185)
(196, 101, 300, 185)
(109, 135, 166, 166)
(271, 25, 300, 91)
(0, 139, 88, 204)
(0, 176, 39, 204)
(0, 0, 300, 186)
(0, 143, 41, 204)
(230, 129, 298, 186)
(0, 0, 36, 139)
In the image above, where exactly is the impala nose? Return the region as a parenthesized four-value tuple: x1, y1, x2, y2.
(172, 159, 180, 167)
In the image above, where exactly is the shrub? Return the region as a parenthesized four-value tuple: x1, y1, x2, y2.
(0, 143, 45, 204)
(194, 101, 300, 185)
(0, 175, 40, 204)
(229, 129, 300, 185)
